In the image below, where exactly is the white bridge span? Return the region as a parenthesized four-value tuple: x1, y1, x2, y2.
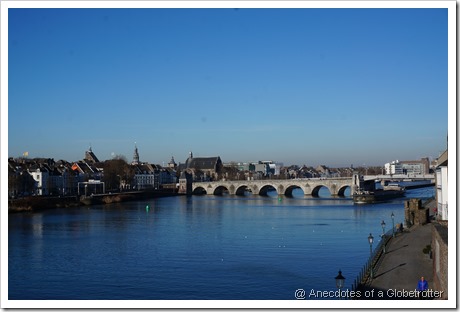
(192, 177, 356, 197)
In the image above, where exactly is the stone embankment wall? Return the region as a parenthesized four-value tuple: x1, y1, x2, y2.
(9, 190, 181, 212)
(9, 196, 80, 212)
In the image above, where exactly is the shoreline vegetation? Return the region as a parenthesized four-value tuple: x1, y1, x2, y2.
(8, 189, 181, 213)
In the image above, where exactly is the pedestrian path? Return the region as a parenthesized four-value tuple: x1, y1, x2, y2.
(360, 223, 438, 300)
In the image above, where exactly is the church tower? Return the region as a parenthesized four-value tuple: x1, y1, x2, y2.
(168, 156, 177, 169)
(132, 144, 140, 165)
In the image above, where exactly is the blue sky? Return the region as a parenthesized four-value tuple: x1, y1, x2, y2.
(7, 6, 450, 166)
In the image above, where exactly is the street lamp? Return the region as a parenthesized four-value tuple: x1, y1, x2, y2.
(368, 233, 374, 279)
(391, 212, 395, 238)
(381, 220, 386, 254)
(335, 270, 345, 299)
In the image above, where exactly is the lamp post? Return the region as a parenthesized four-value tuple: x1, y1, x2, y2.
(391, 212, 395, 238)
(368, 233, 374, 279)
(381, 220, 386, 254)
(335, 270, 345, 299)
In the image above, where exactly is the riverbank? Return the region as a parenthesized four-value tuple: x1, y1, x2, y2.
(354, 198, 448, 301)
(8, 196, 81, 213)
(357, 223, 435, 299)
(79, 189, 180, 205)
(8, 189, 182, 213)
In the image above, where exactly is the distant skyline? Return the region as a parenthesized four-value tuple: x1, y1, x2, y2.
(5, 2, 453, 167)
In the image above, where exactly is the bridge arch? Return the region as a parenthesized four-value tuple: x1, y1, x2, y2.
(284, 184, 305, 197)
(213, 185, 230, 195)
(235, 185, 248, 196)
(258, 184, 277, 196)
(337, 185, 351, 197)
(192, 186, 207, 195)
(311, 185, 330, 197)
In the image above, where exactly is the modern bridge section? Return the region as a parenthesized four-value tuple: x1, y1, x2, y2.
(192, 178, 356, 197)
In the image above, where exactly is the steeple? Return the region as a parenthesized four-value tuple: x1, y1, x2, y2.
(132, 143, 140, 165)
(168, 156, 177, 169)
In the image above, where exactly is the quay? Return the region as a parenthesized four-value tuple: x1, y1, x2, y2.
(79, 189, 179, 205)
(8, 189, 180, 212)
(353, 200, 448, 300)
(358, 224, 434, 299)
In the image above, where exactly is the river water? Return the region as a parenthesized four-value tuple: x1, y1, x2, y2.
(8, 186, 434, 301)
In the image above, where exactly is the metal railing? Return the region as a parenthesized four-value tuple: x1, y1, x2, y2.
(351, 228, 395, 293)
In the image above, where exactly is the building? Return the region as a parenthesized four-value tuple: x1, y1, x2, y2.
(76, 147, 103, 184)
(250, 161, 278, 177)
(168, 156, 177, 169)
(130, 146, 177, 190)
(71, 160, 103, 182)
(400, 157, 430, 175)
(25, 159, 80, 196)
(159, 167, 177, 185)
(430, 147, 448, 298)
(178, 171, 192, 195)
(84, 146, 100, 163)
(384, 158, 430, 175)
(385, 160, 404, 175)
(225, 160, 282, 178)
(8, 158, 36, 197)
(132, 163, 157, 190)
(8, 157, 81, 197)
(435, 150, 448, 220)
(28, 166, 50, 195)
(182, 151, 223, 181)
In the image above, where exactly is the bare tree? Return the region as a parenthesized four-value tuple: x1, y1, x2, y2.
(102, 156, 134, 191)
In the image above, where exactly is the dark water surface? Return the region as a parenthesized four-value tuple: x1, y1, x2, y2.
(8, 187, 433, 300)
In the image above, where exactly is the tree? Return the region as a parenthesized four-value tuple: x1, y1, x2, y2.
(102, 156, 134, 191)
(222, 163, 240, 180)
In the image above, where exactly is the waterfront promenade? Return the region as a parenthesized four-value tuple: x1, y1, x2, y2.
(361, 223, 439, 300)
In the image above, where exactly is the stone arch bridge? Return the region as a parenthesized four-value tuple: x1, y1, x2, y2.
(192, 177, 356, 197)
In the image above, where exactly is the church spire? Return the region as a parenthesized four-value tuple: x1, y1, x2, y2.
(132, 143, 140, 165)
(168, 156, 177, 169)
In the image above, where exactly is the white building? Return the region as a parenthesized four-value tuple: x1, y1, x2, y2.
(435, 150, 448, 220)
(384, 160, 403, 175)
(385, 158, 429, 175)
(28, 167, 50, 195)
